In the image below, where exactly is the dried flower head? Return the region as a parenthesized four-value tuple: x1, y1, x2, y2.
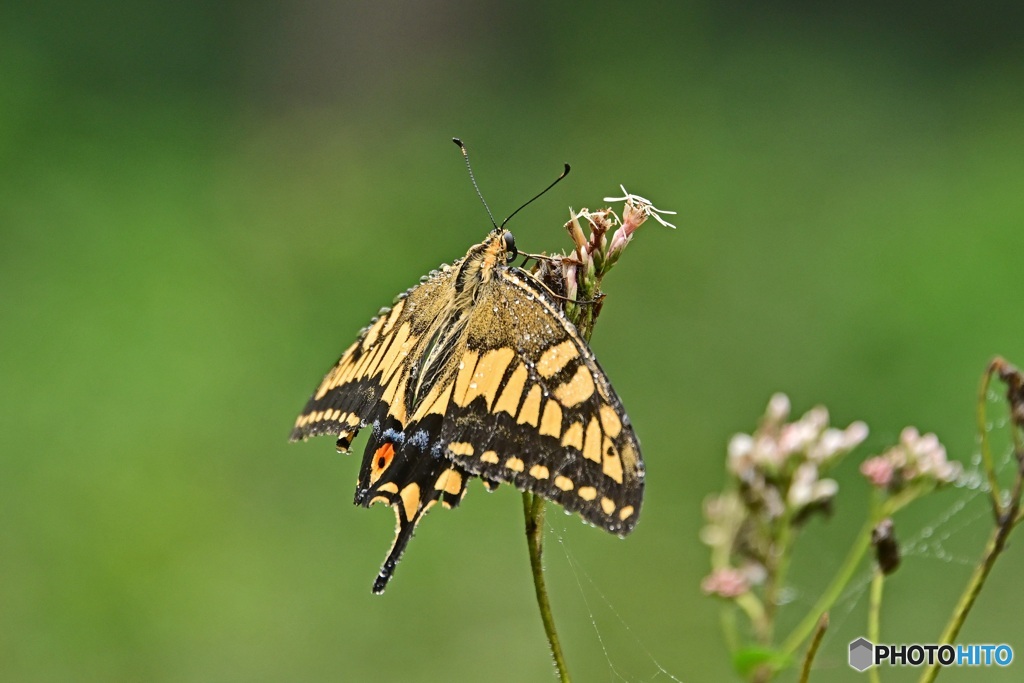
(565, 210, 588, 255)
(603, 185, 678, 230)
(597, 186, 676, 265)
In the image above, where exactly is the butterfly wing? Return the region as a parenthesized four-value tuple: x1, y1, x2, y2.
(355, 412, 470, 593)
(290, 264, 457, 447)
(291, 265, 475, 593)
(434, 265, 645, 535)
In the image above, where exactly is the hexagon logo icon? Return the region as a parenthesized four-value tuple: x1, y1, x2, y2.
(849, 637, 874, 671)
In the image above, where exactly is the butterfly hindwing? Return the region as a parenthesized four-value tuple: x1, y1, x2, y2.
(356, 413, 469, 593)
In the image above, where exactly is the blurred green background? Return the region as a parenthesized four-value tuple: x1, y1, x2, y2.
(2, 1, 1023, 681)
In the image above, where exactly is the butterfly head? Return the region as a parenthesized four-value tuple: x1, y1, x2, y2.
(498, 229, 518, 264)
(482, 229, 519, 271)
(454, 230, 516, 296)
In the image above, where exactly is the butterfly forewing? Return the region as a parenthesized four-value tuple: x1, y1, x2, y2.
(434, 266, 644, 534)
(290, 264, 458, 444)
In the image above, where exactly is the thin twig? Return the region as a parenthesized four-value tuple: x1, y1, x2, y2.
(918, 360, 1024, 683)
(917, 515, 1015, 683)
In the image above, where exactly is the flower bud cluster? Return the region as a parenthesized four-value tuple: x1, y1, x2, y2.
(532, 186, 675, 340)
(701, 394, 868, 598)
(562, 185, 677, 278)
(727, 394, 868, 523)
(702, 393, 961, 601)
(860, 427, 961, 493)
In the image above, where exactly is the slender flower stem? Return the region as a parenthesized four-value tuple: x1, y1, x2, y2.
(918, 524, 1009, 683)
(779, 491, 917, 663)
(797, 613, 829, 683)
(521, 240, 607, 682)
(720, 603, 741, 655)
(523, 491, 571, 682)
(522, 268, 600, 683)
(523, 254, 599, 682)
(735, 592, 769, 642)
(868, 571, 884, 683)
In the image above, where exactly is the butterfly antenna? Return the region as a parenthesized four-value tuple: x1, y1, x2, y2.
(453, 138, 498, 231)
(499, 163, 570, 229)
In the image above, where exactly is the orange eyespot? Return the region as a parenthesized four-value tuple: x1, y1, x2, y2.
(370, 442, 395, 484)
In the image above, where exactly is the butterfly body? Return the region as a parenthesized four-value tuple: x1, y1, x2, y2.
(292, 229, 644, 593)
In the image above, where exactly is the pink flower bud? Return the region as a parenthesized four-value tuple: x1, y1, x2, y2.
(860, 456, 895, 489)
(607, 227, 631, 261)
(701, 567, 750, 598)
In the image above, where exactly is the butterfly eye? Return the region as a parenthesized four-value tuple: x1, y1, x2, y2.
(502, 232, 518, 264)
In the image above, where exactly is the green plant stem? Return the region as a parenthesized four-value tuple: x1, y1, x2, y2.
(523, 492, 571, 682)
(775, 471, 922, 668)
(797, 613, 829, 683)
(721, 605, 741, 655)
(779, 519, 874, 658)
(917, 526, 1005, 683)
(868, 571, 884, 683)
(735, 592, 769, 642)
